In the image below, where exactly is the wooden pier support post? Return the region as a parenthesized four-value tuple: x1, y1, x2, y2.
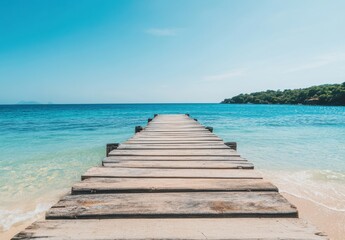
(135, 126, 143, 133)
(225, 142, 237, 150)
(194, 118, 198, 121)
(154, 114, 158, 118)
(205, 126, 213, 132)
(106, 143, 119, 157)
(148, 118, 153, 123)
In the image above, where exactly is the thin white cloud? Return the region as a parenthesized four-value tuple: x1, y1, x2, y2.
(145, 28, 179, 37)
(287, 52, 345, 73)
(203, 69, 246, 82)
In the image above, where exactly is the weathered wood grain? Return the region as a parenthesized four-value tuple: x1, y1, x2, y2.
(146, 125, 205, 128)
(109, 149, 240, 156)
(81, 167, 261, 179)
(144, 129, 208, 132)
(137, 131, 215, 135)
(102, 160, 253, 169)
(46, 192, 298, 219)
(103, 155, 247, 161)
(150, 121, 197, 123)
(130, 134, 220, 139)
(146, 126, 204, 129)
(131, 136, 221, 139)
(132, 134, 221, 138)
(12, 218, 327, 240)
(124, 140, 226, 144)
(143, 129, 211, 132)
(134, 134, 218, 138)
(132, 135, 221, 138)
(117, 143, 230, 149)
(72, 178, 276, 194)
(130, 137, 223, 141)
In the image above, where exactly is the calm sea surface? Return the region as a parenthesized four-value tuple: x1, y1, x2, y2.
(0, 104, 344, 231)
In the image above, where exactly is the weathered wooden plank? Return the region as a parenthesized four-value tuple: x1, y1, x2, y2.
(135, 134, 218, 138)
(150, 119, 198, 124)
(124, 140, 226, 144)
(129, 135, 219, 142)
(117, 144, 230, 149)
(152, 116, 189, 119)
(138, 131, 215, 134)
(153, 116, 190, 120)
(141, 128, 211, 131)
(109, 149, 240, 156)
(130, 138, 223, 142)
(148, 121, 200, 124)
(127, 138, 221, 142)
(152, 115, 189, 117)
(103, 156, 247, 161)
(121, 139, 226, 146)
(150, 120, 197, 123)
(132, 135, 220, 138)
(151, 119, 193, 121)
(121, 142, 226, 146)
(146, 126, 203, 129)
(133, 132, 220, 136)
(12, 218, 327, 240)
(146, 124, 204, 128)
(46, 192, 298, 219)
(72, 178, 276, 194)
(143, 129, 210, 132)
(81, 167, 261, 179)
(150, 123, 199, 124)
(143, 130, 210, 133)
(130, 136, 222, 140)
(145, 129, 207, 132)
(135, 131, 217, 135)
(102, 160, 253, 169)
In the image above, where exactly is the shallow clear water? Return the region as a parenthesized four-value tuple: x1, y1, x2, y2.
(0, 104, 344, 231)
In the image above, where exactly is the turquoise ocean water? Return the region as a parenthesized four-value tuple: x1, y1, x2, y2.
(0, 104, 344, 232)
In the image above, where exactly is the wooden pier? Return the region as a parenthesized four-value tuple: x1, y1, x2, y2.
(13, 114, 326, 239)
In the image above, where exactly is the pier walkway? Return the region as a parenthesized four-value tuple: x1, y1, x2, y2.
(13, 114, 326, 239)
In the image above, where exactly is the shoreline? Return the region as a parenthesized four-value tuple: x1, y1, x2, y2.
(0, 217, 42, 240)
(282, 193, 345, 240)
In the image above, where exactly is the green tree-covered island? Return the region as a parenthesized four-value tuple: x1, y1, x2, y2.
(221, 82, 345, 106)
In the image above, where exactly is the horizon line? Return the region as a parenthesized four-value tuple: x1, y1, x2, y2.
(0, 102, 220, 106)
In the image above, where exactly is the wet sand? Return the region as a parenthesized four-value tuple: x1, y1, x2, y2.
(0, 215, 43, 240)
(282, 193, 345, 240)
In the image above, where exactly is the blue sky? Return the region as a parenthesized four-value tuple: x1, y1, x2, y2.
(1, 0, 345, 103)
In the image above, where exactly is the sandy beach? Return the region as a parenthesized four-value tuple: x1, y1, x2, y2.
(1, 215, 43, 240)
(2, 222, 33, 240)
(283, 193, 345, 240)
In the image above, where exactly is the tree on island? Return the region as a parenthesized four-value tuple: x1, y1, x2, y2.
(221, 82, 345, 106)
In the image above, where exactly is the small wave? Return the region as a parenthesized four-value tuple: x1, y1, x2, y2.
(281, 190, 345, 212)
(0, 203, 51, 232)
(311, 170, 345, 183)
(262, 169, 345, 211)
